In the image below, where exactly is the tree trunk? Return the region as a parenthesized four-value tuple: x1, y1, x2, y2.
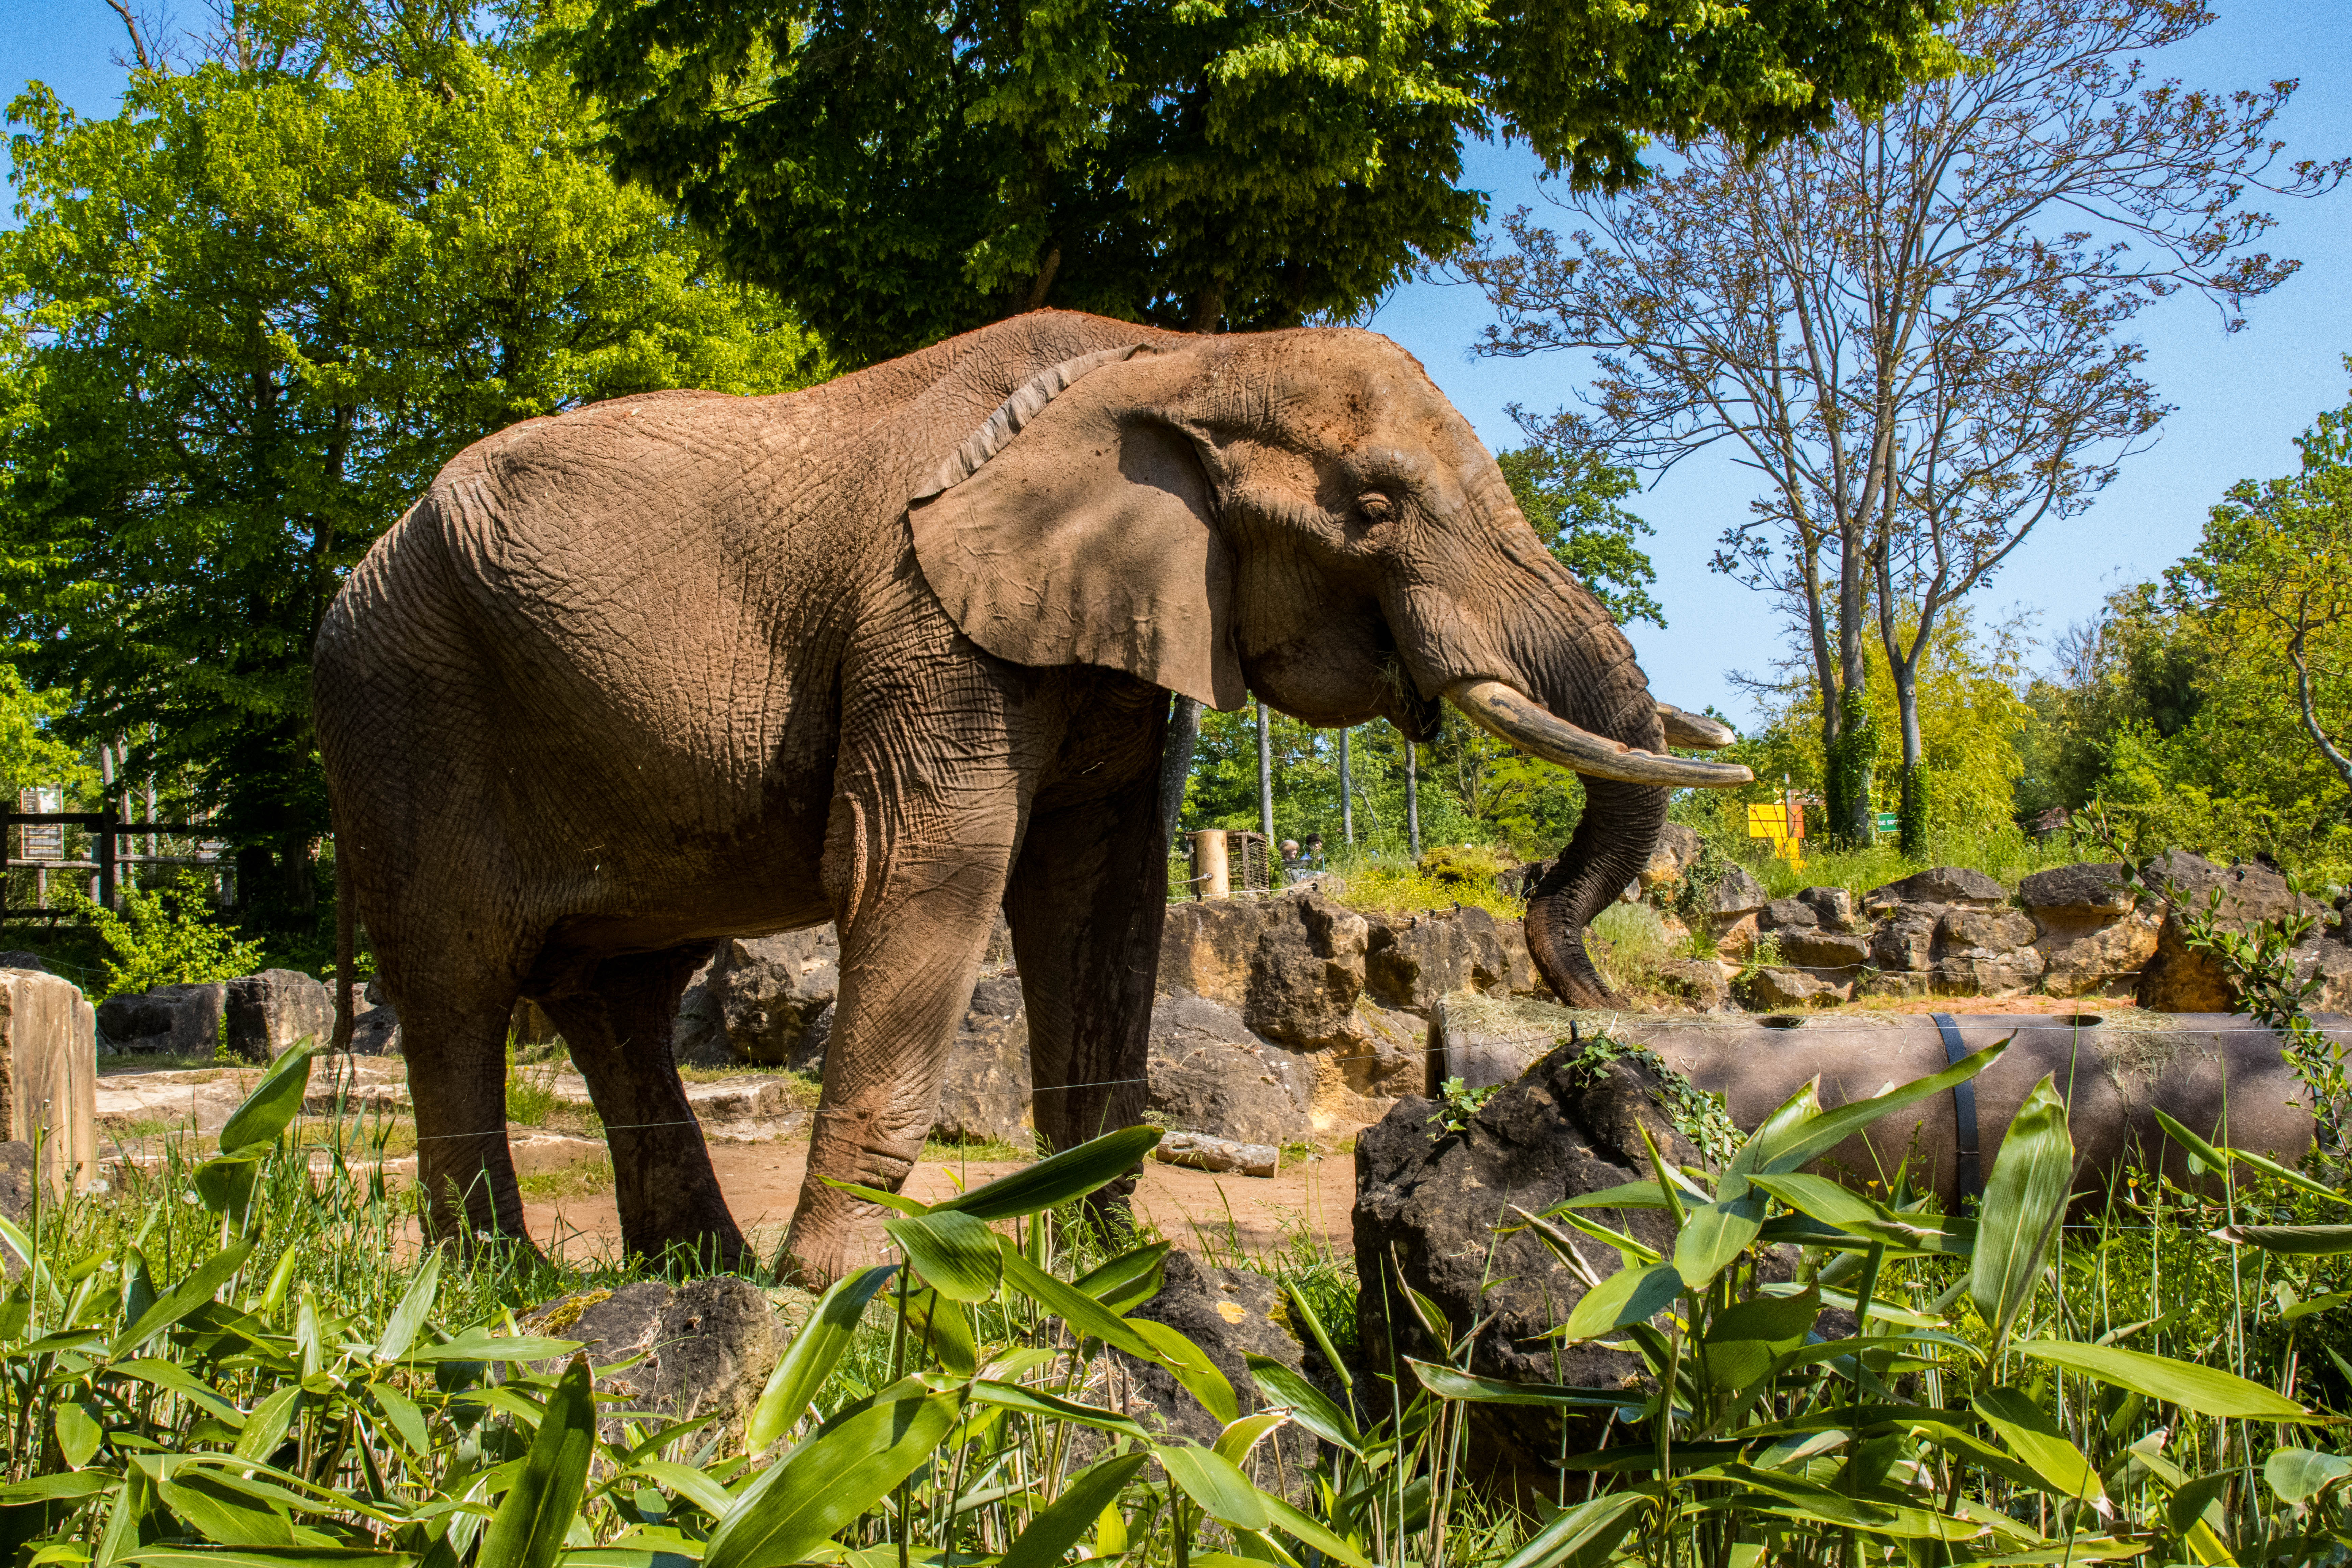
(1256, 701, 1274, 846)
(1894, 670, 1928, 858)
(1338, 728, 1354, 844)
(1405, 738, 1421, 861)
(1160, 695, 1202, 844)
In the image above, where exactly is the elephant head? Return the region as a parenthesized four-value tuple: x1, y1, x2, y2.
(908, 324, 1750, 1006)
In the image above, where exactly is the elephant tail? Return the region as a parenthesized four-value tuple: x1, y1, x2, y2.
(332, 817, 356, 1054)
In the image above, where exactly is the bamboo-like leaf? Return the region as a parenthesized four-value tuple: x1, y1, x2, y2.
(371, 1386, 430, 1459)
(628, 1462, 735, 1521)
(2014, 1341, 2312, 1420)
(219, 1042, 321, 1154)
(234, 1388, 303, 1464)
(882, 1211, 1001, 1302)
(157, 1475, 301, 1548)
(744, 1263, 897, 1451)
(193, 1143, 271, 1220)
(931, 1125, 1161, 1221)
(999, 1247, 1157, 1359)
(1557, 1260, 1680, 1344)
(1257, 1491, 1374, 1568)
(2266, 1447, 2352, 1505)
(704, 1386, 962, 1568)
(1492, 1489, 1651, 1568)
(109, 1242, 257, 1360)
(1974, 1388, 2108, 1512)
(1246, 1356, 1359, 1452)
(1281, 1283, 1351, 1391)
(898, 1288, 978, 1376)
(1129, 1317, 1240, 1425)
(125, 1553, 412, 1568)
(1154, 1444, 1265, 1531)
(374, 1249, 444, 1363)
(812, 1178, 927, 1217)
(999, 1454, 1147, 1568)
(1758, 1042, 2006, 1176)
(969, 1379, 1151, 1440)
(55, 1401, 103, 1469)
(2211, 1224, 2352, 1257)
(1073, 1242, 1170, 1315)
(1549, 1180, 1671, 1211)
(1405, 1361, 1644, 1409)
(1213, 1412, 1288, 1466)
(1969, 1074, 2073, 1357)
(476, 1357, 597, 1568)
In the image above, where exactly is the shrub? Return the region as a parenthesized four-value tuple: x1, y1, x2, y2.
(63, 870, 264, 997)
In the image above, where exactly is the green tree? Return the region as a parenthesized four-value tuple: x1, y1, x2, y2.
(0, 663, 82, 802)
(0, 2, 819, 918)
(1496, 442, 1662, 628)
(567, 0, 1959, 363)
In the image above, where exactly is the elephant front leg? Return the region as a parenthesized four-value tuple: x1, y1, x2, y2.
(777, 797, 1017, 1286)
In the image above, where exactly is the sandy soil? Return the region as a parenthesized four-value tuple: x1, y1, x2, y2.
(526, 1135, 1359, 1269)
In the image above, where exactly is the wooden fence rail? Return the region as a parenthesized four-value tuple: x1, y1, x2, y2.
(0, 810, 225, 929)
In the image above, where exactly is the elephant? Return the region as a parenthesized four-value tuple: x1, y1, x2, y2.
(312, 310, 1752, 1281)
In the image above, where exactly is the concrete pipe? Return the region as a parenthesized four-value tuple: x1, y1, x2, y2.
(1431, 997, 2327, 1208)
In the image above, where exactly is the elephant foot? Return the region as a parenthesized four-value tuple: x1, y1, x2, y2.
(773, 1219, 863, 1290)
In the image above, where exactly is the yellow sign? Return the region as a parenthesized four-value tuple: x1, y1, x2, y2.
(1746, 799, 1805, 869)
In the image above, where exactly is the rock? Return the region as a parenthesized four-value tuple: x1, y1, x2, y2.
(95, 982, 223, 1056)
(2137, 852, 2317, 1013)
(1864, 866, 2007, 911)
(350, 992, 401, 1056)
(1928, 908, 2044, 997)
(1151, 1131, 1279, 1177)
(1147, 995, 1311, 1147)
(522, 1277, 786, 1444)
(1740, 966, 1840, 1009)
(1870, 905, 1943, 972)
(1758, 898, 1819, 931)
(2297, 933, 2352, 1012)
(0, 952, 46, 973)
(1354, 1040, 1702, 1491)
(1, 969, 96, 1196)
(1637, 823, 1703, 893)
(1112, 1253, 1318, 1490)
(2018, 863, 2136, 920)
(1774, 929, 1873, 971)
(1704, 865, 1768, 920)
(222, 969, 335, 1062)
(1245, 896, 1370, 1051)
(667, 928, 841, 1068)
(1796, 886, 1857, 931)
(1362, 905, 1539, 1014)
(1859, 970, 1933, 999)
(934, 974, 1032, 1145)
(1654, 957, 1732, 1011)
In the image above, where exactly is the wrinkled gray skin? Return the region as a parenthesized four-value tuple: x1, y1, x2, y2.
(314, 311, 1675, 1281)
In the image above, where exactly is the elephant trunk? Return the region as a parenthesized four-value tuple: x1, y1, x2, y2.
(1524, 774, 1668, 1008)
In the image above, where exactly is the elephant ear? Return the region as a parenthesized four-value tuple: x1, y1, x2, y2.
(909, 345, 1243, 710)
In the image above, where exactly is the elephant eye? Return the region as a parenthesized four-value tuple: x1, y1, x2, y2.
(1357, 491, 1395, 523)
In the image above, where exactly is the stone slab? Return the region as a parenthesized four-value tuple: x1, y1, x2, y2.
(0, 969, 97, 1193)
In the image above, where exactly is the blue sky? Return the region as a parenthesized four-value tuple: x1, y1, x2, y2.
(7, 4, 2349, 728)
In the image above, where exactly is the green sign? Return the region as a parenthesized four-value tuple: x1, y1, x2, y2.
(1876, 812, 1900, 833)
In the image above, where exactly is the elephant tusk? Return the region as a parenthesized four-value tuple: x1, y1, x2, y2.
(1447, 679, 1755, 788)
(1656, 701, 1736, 750)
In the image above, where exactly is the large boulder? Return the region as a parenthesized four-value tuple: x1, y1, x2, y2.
(1147, 995, 1311, 1147)
(1362, 904, 1539, 1014)
(1863, 866, 2006, 912)
(95, 981, 224, 1056)
(223, 969, 335, 1062)
(1637, 823, 1704, 893)
(350, 983, 401, 1056)
(1740, 965, 1842, 1009)
(1245, 896, 1370, 1051)
(0, 953, 47, 973)
(1796, 886, 1858, 931)
(1870, 904, 1943, 974)
(934, 974, 1032, 1145)
(674, 928, 840, 1068)
(2019, 864, 2155, 998)
(2137, 851, 2317, 1013)
(0, 1141, 28, 1279)
(1, 969, 96, 1195)
(1355, 1040, 1700, 1492)
(1931, 907, 2044, 996)
(523, 1278, 792, 1445)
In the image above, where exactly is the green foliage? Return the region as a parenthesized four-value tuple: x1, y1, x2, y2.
(59, 870, 264, 998)
(1428, 1076, 1498, 1135)
(0, 661, 83, 800)
(566, 0, 1957, 362)
(1496, 443, 1663, 628)
(0, 3, 822, 861)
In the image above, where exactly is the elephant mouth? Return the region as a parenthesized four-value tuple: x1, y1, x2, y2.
(1444, 679, 1754, 788)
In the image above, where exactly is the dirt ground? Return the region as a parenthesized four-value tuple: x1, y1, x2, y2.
(525, 1135, 1359, 1270)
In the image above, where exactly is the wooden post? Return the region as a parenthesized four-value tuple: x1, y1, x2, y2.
(1191, 829, 1229, 900)
(96, 805, 116, 912)
(1256, 701, 1274, 845)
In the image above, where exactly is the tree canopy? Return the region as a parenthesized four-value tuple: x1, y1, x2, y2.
(0, 1, 820, 910)
(566, 0, 1962, 363)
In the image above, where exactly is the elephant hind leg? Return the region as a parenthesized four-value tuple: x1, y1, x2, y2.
(535, 945, 745, 1272)
(396, 973, 536, 1253)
